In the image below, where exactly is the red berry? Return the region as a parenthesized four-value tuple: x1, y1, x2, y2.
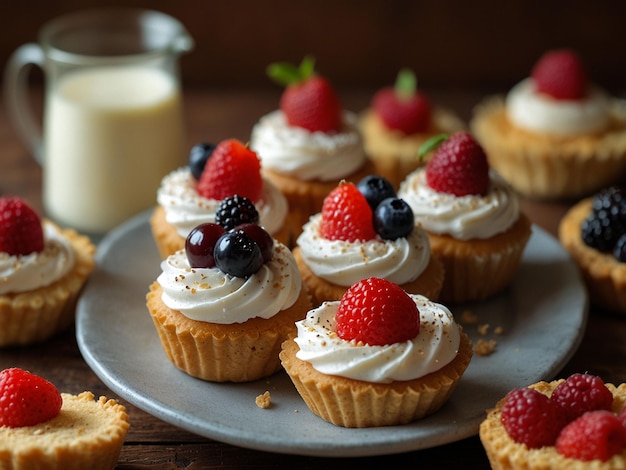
(335, 277, 420, 346)
(556, 410, 626, 462)
(425, 132, 490, 197)
(320, 182, 377, 242)
(185, 223, 226, 268)
(267, 57, 342, 133)
(500, 388, 566, 448)
(0, 196, 44, 256)
(197, 139, 263, 203)
(0, 368, 62, 428)
(372, 69, 432, 134)
(551, 373, 614, 423)
(530, 49, 588, 100)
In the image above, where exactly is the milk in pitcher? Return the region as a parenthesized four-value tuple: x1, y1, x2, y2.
(43, 66, 186, 234)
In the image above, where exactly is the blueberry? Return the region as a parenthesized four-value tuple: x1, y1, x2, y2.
(357, 175, 396, 211)
(214, 231, 264, 278)
(215, 195, 259, 231)
(189, 142, 216, 180)
(373, 197, 414, 240)
(234, 223, 273, 263)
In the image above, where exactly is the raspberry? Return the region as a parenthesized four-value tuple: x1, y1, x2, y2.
(197, 139, 263, 203)
(215, 195, 260, 231)
(530, 49, 588, 100)
(0, 196, 44, 256)
(556, 410, 626, 462)
(500, 388, 566, 448)
(424, 132, 490, 197)
(551, 373, 614, 423)
(320, 182, 377, 242)
(267, 56, 342, 133)
(0, 368, 62, 428)
(372, 69, 432, 134)
(335, 277, 420, 346)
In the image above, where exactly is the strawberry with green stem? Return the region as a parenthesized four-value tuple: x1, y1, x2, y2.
(267, 56, 342, 133)
(372, 68, 432, 135)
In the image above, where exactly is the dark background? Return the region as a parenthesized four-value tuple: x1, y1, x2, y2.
(2, 0, 626, 95)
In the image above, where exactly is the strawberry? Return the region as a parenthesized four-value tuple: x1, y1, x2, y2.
(320, 182, 377, 242)
(0, 196, 44, 256)
(335, 277, 420, 346)
(556, 410, 626, 462)
(423, 132, 490, 196)
(372, 69, 432, 134)
(0, 368, 63, 428)
(267, 56, 342, 133)
(196, 139, 263, 203)
(530, 49, 588, 100)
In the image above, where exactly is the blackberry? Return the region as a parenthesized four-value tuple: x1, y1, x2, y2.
(356, 175, 397, 211)
(215, 195, 259, 231)
(581, 214, 622, 252)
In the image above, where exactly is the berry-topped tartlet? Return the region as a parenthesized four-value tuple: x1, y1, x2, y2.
(0, 196, 95, 346)
(149, 138, 291, 258)
(249, 56, 375, 242)
(480, 373, 626, 469)
(359, 69, 465, 188)
(471, 48, 626, 200)
(0, 367, 129, 469)
(293, 175, 445, 307)
(280, 277, 472, 428)
(146, 196, 311, 382)
(559, 186, 626, 315)
(398, 131, 531, 304)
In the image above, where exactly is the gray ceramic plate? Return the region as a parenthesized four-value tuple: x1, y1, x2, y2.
(76, 210, 588, 457)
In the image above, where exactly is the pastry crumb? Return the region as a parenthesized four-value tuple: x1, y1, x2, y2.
(494, 325, 504, 335)
(255, 391, 271, 409)
(460, 310, 478, 324)
(475, 339, 497, 356)
(477, 323, 490, 335)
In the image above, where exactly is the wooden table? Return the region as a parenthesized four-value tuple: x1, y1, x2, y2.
(1, 88, 625, 469)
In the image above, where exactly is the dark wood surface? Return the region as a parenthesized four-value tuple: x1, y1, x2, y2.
(2, 87, 626, 469)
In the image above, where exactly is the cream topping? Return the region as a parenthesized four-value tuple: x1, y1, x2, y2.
(506, 78, 611, 135)
(157, 242, 301, 324)
(294, 294, 460, 383)
(398, 169, 519, 240)
(296, 213, 431, 286)
(156, 167, 288, 238)
(249, 110, 366, 181)
(0, 222, 75, 295)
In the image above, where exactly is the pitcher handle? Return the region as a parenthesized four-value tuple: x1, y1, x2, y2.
(3, 43, 45, 164)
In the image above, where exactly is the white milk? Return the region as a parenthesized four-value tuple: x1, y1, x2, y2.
(43, 66, 186, 234)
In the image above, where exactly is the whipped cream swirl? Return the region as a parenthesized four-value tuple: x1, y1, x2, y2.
(294, 294, 460, 383)
(506, 78, 611, 135)
(157, 167, 288, 238)
(297, 214, 431, 286)
(0, 222, 75, 295)
(249, 110, 366, 181)
(157, 242, 301, 324)
(398, 170, 519, 240)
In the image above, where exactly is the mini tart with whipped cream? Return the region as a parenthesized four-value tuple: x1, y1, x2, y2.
(398, 132, 531, 304)
(146, 213, 311, 382)
(280, 278, 472, 428)
(558, 187, 626, 314)
(359, 69, 465, 188)
(250, 58, 375, 242)
(150, 139, 291, 258)
(0, 391, 129, 470)
(293, 178, 444, 307)
(470, 49, 626, 200)
(0, 197, 95, 347)
(479, 375, 626, 470)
